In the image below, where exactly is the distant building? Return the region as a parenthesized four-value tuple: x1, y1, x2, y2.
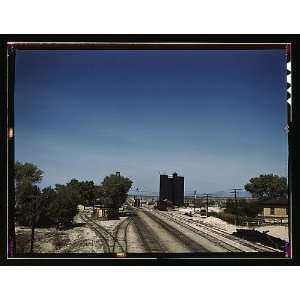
(257, 197, 288, 222)
(159, 173, 184, 206)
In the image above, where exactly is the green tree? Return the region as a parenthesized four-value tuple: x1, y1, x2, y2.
(51, 184, 80, 226)
(102, 174, 132, 219)
(15, 161, 43, 187)
(224, 198, 260, 218)
(39, 186, 57, 226)
(79, 181, 96, 210)
(66, 179, 82, 204)
(94, 184, 104, 203)
(66, 179, 97, 210)
(15, 180, 44, 253)
(15, 162, 44, 253)
(15, 161, 44, 216)
(244, 174, 288, 201)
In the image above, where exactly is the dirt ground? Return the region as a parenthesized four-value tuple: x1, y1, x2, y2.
(15, 222, 104, 254)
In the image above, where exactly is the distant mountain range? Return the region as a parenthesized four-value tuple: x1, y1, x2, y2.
(129, 190, 252, 198)
(185, 190, 252, 198)
(209, 190, 252, 197)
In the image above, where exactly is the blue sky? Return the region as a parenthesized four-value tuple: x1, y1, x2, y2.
(14, 49, 287, 194)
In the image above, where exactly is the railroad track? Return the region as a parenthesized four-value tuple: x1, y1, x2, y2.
(152, 210, 248, 252)
(141, 210, 209, 252)
(174, 212, 279, 252)
(185, 216, 276, 252)
(80, 212, 136, 254)
(79, 213, 113, 253)
(132, 212, 167, 253)
(112, 216, 134, 253)
(151, 209, 277, 252)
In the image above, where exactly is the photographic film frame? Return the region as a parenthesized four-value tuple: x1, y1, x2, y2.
(0, 34, 299, 266)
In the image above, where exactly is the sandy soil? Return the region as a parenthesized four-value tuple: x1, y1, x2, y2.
(15, 208, 129, 254)
(172, 208, 289, 242)
(254, 225, 289, 242)
(93, 217, 127, 233)
(15, 215, 105, 254)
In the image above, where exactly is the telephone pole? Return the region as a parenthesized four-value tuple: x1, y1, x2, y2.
(203, 193, 211, 216)
(193, 190, 197, 213)
(230, 188, 242, 225)
(136, 187, 139, 207)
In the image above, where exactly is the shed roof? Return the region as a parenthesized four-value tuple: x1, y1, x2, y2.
(256, 197, 288, 207)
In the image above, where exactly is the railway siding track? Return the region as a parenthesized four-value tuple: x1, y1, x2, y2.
(152, 209, 277, 252)
(79, 213, 111, 253)
(175, 213, 279, 252)
(112, 217, 134, 253)
(80, 212, 133, 254)
(186, 217, 275, 251)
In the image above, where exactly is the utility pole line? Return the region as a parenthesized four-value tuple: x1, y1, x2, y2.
(194, 190, 197, 213)
(230, 188, 242, 225)
(203, 193, 211, 216)
(136, 188, 139, 207)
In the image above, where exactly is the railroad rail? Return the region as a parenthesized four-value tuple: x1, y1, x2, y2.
(80, 212, 133, 254)
(142, 210, 209, 252)
(79, 213, 111, 253)
(151, 209, 278, 252)
(132, 213, 167, 253)
(112, 216, 134, 253)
